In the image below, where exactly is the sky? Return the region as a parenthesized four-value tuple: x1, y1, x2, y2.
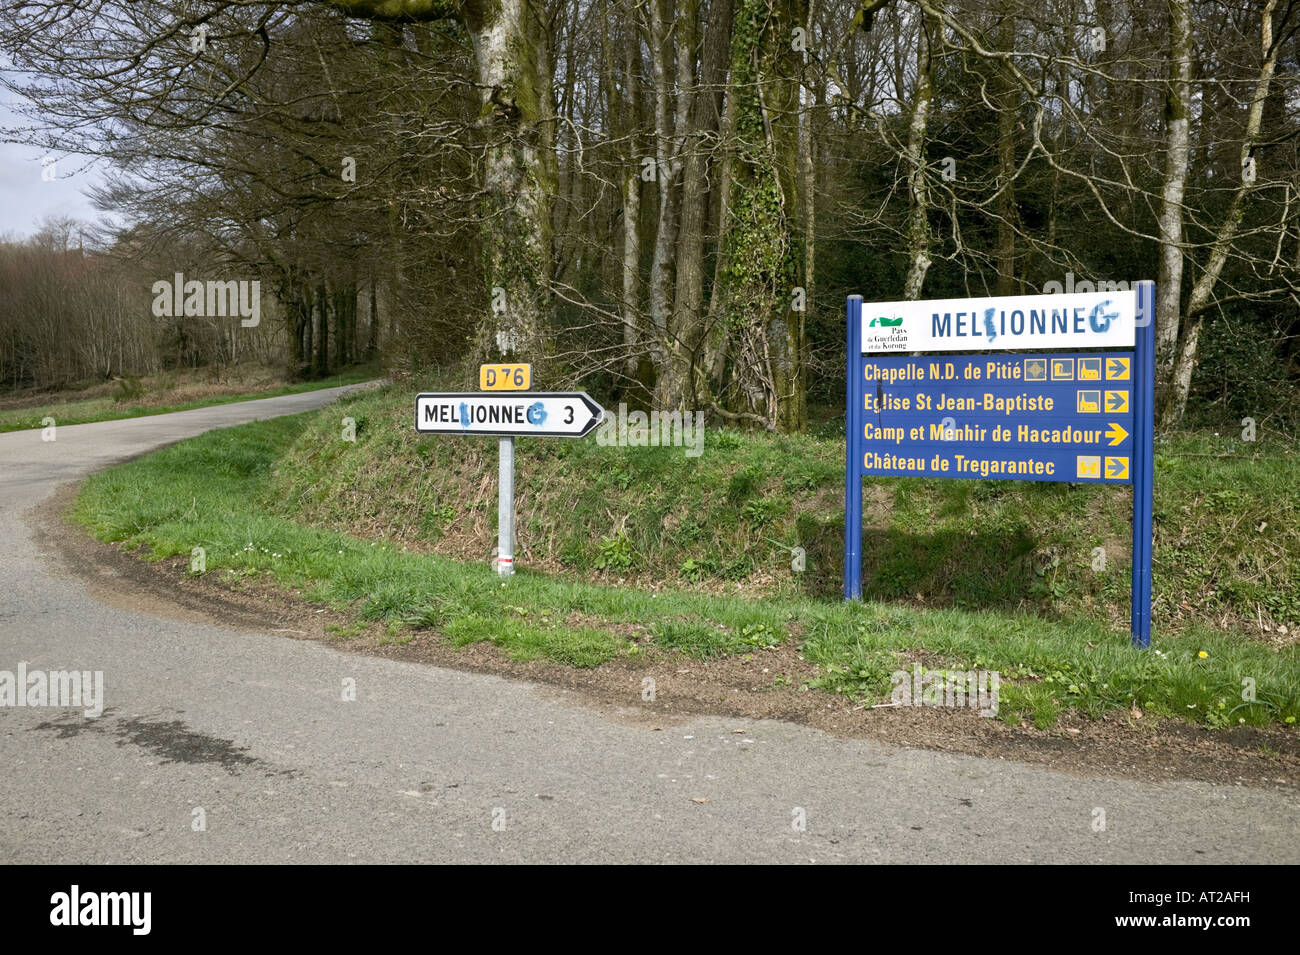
(0, 97, 108, 241)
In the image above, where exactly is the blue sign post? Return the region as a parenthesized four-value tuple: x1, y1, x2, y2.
(1130, 282, 1155, 647)
(845, 282, 1156, 648)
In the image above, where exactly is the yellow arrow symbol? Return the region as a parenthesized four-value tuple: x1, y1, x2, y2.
(1107, 422, 1129, 446)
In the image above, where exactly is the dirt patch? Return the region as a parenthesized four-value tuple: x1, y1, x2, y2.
(32, 483, 1300, 791)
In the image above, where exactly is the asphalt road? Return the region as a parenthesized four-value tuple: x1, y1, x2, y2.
(0, 387, 1296, 863)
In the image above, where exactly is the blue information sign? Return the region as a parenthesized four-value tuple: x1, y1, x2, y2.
(859, 352, 1135, 483)
(844, 282, 1156, 648)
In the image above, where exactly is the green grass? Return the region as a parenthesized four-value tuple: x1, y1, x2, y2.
(0, 364, 380, 433)
(72, 403, 1300, 730)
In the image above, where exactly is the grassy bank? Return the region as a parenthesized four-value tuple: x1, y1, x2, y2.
(71, 385, 1300, 730)
(0, 363, 380, 433)
(264, 383, 1298, 636)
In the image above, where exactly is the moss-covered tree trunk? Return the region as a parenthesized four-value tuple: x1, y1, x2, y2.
(463, 0, 555, 366)
(713, 0, 806, 433)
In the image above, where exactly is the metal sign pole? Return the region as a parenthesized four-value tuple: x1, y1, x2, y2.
(844, 295, 864, 600)
(498, 435, 514, 576)
(1131, 280, 1156, 647)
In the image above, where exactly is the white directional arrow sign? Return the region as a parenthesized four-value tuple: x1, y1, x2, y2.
(414, 392, 605, 437)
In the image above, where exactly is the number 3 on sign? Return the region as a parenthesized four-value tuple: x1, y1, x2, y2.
(480, 363, 531, 391)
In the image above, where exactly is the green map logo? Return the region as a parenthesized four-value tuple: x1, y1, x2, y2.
(869, 315, 903, 327)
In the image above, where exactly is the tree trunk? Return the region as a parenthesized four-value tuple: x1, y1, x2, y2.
(1161, 0, 1282, 428)
(366, 278, 379, 358)
(714, 0, 807, 433)
(993, 4, 1017, 296)
(303, 285, 314, 374)
(614, 5, 644, 386)
(661, 0, 734, 411)
(1154, 0, 1192, 413)
(646, 0, 693, 383)
(464, 0, 555, 364)
(315, 282, 330, 377)
(902, 6, 935, 300)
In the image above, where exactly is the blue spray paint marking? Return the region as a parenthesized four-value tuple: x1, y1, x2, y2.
(1089, 300, 1117, 333)
(983, 307, 997, 343)
(459, 402, 470, 428)
(527, 401, 547, 426)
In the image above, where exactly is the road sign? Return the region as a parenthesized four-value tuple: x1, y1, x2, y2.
(845, 283, 1156, 649)
(480, 363, 531, 391)
(857, 352, 1134, 484)
(414, 392, 604, 437)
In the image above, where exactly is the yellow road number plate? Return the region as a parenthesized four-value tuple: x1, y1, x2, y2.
(479, 363, 531, 391)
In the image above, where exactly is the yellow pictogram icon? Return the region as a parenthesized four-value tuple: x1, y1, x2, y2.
(1076, 455, 1101, 479)
(1076, 390, 1101, 413)
(1105, 456, 1129, 480)
(1024, 359, 1047, 381)
(1051, 358, 1074, 381)
(1106, 422, 1129, 446)
(1105, 390, 1129, 414)
(1078, 358, 1101, 380)
(1105, 357, 1130, 380)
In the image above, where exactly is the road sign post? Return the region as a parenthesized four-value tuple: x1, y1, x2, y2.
(415, 381, 604, 577)
(845, 295, 864, 600)
(844, 282, 1156, 647)
(1130, 282, 1155, 647)
(498, 435, 514, 576)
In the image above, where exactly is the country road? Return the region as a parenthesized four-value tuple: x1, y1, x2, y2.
(0, 387, 1295, 864)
